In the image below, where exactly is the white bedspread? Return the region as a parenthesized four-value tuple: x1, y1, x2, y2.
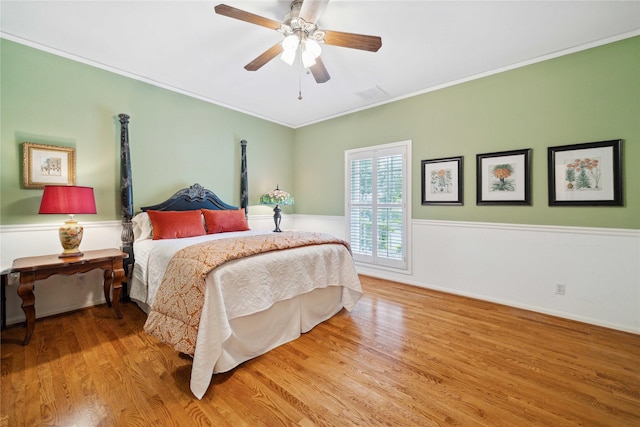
(131, 230, 269, 308)
(131, 230, 363, 398)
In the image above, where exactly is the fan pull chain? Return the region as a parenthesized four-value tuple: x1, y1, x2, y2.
(298, 47, 303, 100)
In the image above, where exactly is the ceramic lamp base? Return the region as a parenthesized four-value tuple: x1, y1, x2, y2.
(58, 219, 84, 258)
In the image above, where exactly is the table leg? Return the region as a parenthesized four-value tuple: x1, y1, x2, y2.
(103, 268, 123, 319)
(112, 267, 124, 319)
(103, 269, 112, 307)
(17, 273, 36, 345)
(1, 273, 6, 331)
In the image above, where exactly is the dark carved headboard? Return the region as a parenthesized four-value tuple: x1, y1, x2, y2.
(140, 183, 239, 212)
(117, 113, 248, 297)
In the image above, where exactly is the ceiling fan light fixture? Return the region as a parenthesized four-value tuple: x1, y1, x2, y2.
(215, 1, 381, 86)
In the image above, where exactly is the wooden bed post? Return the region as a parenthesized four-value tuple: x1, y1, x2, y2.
(240, 140, 248, 219)
(118, 113, 134, 299)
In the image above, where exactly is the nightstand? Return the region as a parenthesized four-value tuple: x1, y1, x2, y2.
(10, 248, 128, 345)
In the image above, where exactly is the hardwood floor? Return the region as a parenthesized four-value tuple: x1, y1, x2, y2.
(2, 275, 639, 426)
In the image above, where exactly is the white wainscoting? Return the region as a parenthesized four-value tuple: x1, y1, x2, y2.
(290, 215, 640, 334)
(0, 215, 291, 326)
(2, 217, 639, 334)
(1, 221, 123, 326)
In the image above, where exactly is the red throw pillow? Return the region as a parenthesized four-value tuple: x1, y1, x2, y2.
(202, 208, 250, 234)
(147, 210, 206, 240)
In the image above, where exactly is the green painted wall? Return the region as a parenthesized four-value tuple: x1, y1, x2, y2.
(293, 36, 640, 229)
(1, 39, 294, 225)
(2, 37, 638, 229)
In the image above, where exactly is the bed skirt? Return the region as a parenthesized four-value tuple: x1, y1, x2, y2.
(133, 285, 345, 398)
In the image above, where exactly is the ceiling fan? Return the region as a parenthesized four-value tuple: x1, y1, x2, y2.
(214, 0, 382, 85)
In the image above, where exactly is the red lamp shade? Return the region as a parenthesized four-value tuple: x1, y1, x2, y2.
(39, 185, 97, 215)
(39, 185, 96, 258)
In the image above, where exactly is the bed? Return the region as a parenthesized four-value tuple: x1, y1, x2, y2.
(117, 117, 362, 399)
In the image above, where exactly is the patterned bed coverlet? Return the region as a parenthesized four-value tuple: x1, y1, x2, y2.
(144, 231, 360, 358)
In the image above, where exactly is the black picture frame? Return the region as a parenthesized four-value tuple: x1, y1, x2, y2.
(547, 139, 623, 206)
(421, 156, 464, 205)
(476, 149, 532, 205)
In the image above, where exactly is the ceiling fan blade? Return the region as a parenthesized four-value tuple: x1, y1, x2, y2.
(299, 0, 329, 24)
(309, 57, 330, 83)
(214, 4, 282, 30)
(244, 43, 284, 71)
(323, 30, 382, 52)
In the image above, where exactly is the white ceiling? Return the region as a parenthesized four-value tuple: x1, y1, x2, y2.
(1, 1, 639, 128)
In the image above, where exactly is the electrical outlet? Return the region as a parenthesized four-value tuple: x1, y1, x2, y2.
(8, 272, 20, 286)
(554, 282, 566, 295)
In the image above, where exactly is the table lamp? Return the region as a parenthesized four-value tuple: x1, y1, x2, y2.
(38, 185, 97, 257)
(259, 185, 294, 232)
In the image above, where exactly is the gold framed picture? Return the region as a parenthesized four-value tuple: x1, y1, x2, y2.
(22, 142, 76, 189)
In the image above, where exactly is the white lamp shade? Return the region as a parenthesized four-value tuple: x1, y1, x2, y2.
(305, 39, 321, 58)
(301, 49, 316, 68)
(281, 48, 297, 65)
(282, 34, 299, 52)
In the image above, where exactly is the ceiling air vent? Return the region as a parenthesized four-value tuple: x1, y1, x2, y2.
(356, 85, 388, 102)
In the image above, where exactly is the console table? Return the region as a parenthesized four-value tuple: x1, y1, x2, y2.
(11, 248, 128, 345)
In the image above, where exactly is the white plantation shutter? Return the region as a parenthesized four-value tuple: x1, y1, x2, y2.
(349, 155, 373, 257)
(346, 141, 410, 270)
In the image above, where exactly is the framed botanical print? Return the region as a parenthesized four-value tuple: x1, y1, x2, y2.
(548, 139, 622, 206)
(421, 156, 463, 205)
(22, 142, 76, 189)
(476, 148, 531, 205)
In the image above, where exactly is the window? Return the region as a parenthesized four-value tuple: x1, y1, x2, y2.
(346, 141, 410, 270)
